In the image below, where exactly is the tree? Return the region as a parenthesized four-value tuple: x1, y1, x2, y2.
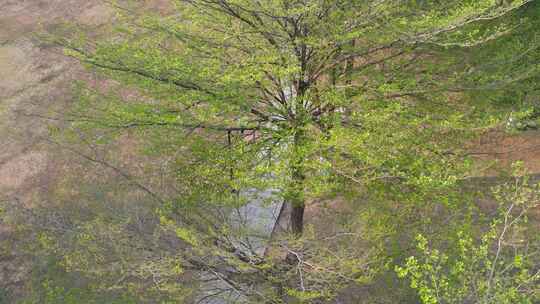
(43, 0, 539, 302)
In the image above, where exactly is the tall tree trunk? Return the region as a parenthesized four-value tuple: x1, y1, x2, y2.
(270, 90, 308, 238)
(289, 126, 306, 235)
(287, 73, 309, 236)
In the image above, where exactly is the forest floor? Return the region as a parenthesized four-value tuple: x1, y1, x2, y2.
(0, 0, 108, 200)
(0, 0, 107, 293)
